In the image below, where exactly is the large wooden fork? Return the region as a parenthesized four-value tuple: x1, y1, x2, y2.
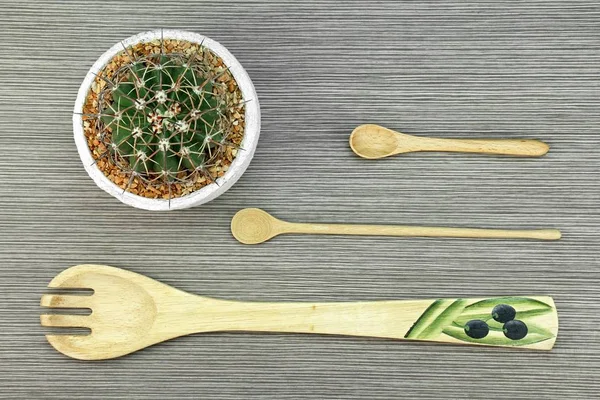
(41, 265, 559, 360)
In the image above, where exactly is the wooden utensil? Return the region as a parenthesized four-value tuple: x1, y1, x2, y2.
(349, 124, 550, 159)
(230, 208, 561, 244)
(41, 265, 559, 359)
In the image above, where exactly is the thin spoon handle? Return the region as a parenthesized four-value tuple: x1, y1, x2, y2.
(218, 296, 558, 350)
(405, 137, 549, 156)
(283, 222, 561, 240)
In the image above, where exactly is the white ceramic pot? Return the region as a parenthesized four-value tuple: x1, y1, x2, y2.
(73, 30, 260, 211)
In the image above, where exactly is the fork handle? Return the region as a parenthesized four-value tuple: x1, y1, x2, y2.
(209, 296, 558, 350)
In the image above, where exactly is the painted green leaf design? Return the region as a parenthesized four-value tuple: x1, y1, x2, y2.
(405, 297, 556, 347)
(442, 324, 555, 346)
(464, 297, 552, 312)
(405, 299, 450, 339)
(405, 299, 468, 339)
(454, 297, 553, 326)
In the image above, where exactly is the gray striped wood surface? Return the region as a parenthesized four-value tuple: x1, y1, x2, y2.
(0, 1, 599, 398)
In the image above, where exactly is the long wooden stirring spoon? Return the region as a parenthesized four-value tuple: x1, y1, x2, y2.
(41, 264, 559, 360)
(231, 208, 560, 244)
(350, 124, 549, 159)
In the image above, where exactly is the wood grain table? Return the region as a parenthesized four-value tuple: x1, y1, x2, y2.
(1, 1, 598, 398)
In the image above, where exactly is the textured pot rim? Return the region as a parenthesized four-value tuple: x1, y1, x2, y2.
(73, 29, 260, 211)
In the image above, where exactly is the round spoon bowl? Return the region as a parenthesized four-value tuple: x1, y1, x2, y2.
(231, 208, 276, 244)
(350, 124, 400, 159)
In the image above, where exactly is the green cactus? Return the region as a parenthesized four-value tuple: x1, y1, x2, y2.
(95, 46, 234, 186)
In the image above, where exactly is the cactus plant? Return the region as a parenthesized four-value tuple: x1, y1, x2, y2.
(91, 42, 240, 195)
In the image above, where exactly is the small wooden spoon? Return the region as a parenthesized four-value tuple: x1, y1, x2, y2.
(231, 208, 561, 244)
(350, 124, 550, 159)
(41, 264, 559, 359)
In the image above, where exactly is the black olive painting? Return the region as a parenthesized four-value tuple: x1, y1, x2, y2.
(404, 296, 558, 348)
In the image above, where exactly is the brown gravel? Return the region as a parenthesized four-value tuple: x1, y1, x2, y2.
(82, 39, 245, 200)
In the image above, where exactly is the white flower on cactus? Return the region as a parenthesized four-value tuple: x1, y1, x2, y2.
(169, 102, 182, 115)
(147, 111, 162, 124)
(151, 123, 162, 134)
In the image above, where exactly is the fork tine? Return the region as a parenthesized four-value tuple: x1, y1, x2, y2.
(41, 294, 91, 309)
(40, 314, 90, 328)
